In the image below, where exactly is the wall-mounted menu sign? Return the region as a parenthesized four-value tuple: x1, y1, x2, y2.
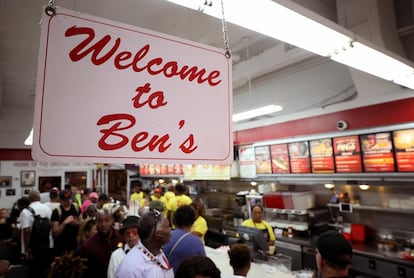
(310, 138, 335, 173)
(255, 146, 272, 174)
(239, 145, 257, 178)
(270, 144, 290, 174)
(288, 141, 311, 173)
(140, 164, 183, 176)
(333, 135, 362, 173)
(393, 129, 414, 172)
(183, 164, 231, 180)
(361, 132, 395, 172)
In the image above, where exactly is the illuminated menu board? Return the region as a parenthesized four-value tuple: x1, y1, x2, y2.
(361, 132, 395, 172)
(140, 164, 183, 176)
(183, 165, 230, 180)
(270, 144, 290, 174)
(310, 138, 335, 173)
(333, 135, 363, 173)
(288, 141, 311, 173)
(255, 146, 272, 174)
(239, 145, 257, 178)
(393, 129, 414, 172)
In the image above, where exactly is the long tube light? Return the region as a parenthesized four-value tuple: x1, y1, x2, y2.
(166, 0, 414, 89)
(233, 104, 283, 122)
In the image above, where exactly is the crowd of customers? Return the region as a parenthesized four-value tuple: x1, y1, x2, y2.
(0, 182, 353, 278)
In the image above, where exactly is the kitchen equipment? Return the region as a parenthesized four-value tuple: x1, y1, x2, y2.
(351, 223, 366, 242)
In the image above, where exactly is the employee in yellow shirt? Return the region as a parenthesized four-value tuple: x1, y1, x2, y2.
(191, 200, 208, 244)
(130, 182, 143, 203)
(241, 204, 275, 247)
(166, 184, 192, 224)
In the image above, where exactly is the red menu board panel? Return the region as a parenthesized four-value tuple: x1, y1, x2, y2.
(310, 138, 335, 173)
(361, 132, 395, 172)
(255, 146, 272, 174)
(270, 144, 290, 174)
(288, 141, 311, 173)
(393, 129, 414, 172)
(333, 136, 363, 173)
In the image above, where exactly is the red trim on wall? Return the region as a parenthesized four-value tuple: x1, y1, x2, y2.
(0, 149, 33, 161)
(234, 98, 414, 145)
(1, 98, 413, 160)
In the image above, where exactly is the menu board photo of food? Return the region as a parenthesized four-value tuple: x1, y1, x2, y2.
(360, 132, 395, 172)
(255, 146, 272, 174)
(239, 145, 257, 178)
(333, 135, 363, 173)
(288, 141, 311, 173)
(393, 129, 414, 172)
(270, 144, 290, 174)
(310, 138, 335, 173)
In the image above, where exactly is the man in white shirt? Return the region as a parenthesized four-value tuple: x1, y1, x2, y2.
(107, 215, 140, 278)
(20, 191, 52, 277)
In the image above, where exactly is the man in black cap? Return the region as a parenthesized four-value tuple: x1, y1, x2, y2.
(107, 215, 140, 278)
(51, 189, 80, 257)
(311, 230, 353, 278)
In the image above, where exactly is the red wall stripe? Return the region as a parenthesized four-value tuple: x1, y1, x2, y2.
(234, 97, 414, 145)
(1, 98, 413, 160)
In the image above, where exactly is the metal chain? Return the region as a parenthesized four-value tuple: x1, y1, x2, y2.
(45, 0, 56, 16)
(220, 0, 231, 59)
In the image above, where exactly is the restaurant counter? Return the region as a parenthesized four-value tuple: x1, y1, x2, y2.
(205, 246, 296, 278)
(276, 235, 414, 268)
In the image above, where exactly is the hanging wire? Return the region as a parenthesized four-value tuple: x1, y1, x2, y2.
(219, 0, 232, 59)
(45, 0, 56, 16)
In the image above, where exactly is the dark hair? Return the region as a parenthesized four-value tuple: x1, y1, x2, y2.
(228, 243, 251, 272)
(175, 256, 221, 278)
(191, 200, 204, 214)
(175, 184, 187, 194)
(137, 211, 163, 240)
(173, 205, 196, 228)
(251, 204, 263, 212)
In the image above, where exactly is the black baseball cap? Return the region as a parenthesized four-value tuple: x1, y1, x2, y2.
(59, 189, 73, 201)
(311, 230, 352, 267)
(120, 215, 140, 235)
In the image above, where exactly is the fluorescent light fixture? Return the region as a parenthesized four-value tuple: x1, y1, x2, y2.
(331, 41, 414, 88)
(250, 181, 257, 186)
(24, 128, 33, 146)
(166, 0, 414, 89)
(359, 184, 370, 190)
(166, 0, 351, 56)
(324, 183, 335, 189)
(233, 104, 283, 122)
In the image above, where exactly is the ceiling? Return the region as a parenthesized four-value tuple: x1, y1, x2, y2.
(1, 0, 414, 149)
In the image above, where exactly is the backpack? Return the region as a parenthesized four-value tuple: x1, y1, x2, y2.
(55, 203, 80, 220)
(27, 207, 51, 254)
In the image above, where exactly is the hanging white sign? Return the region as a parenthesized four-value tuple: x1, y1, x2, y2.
(33, 7, 232, 164)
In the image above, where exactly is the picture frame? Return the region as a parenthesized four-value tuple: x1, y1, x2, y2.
(22, 188, 31, 196)
(21, 170, 36, 187)
(6, 188, 16, 196)
(38, 176, 62, 193)
(0, 176, 12, 187)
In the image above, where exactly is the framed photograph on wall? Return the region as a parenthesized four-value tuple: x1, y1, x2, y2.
(6, 188, 16, 196)
(0, 176, 12, 187)
(21, 171, 36, 187)
(22, 188, 31, 196)
(38, 176, 62, 193)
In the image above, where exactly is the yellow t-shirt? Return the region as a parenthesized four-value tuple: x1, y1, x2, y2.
(241, 219, 275, 242)
(164, 191, 175, 202)
(130, 191, 143, 202)
(167, 194, 192, 213)
(191, 216, 208, 244)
